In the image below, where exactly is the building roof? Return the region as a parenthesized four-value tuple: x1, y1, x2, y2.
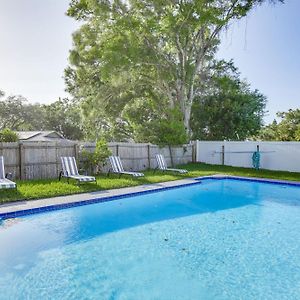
(16, 131, 65, 142)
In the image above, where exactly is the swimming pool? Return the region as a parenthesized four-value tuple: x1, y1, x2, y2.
(0, 178, 300, 299)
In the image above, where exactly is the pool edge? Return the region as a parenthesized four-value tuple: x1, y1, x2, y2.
(1, 175, 300, 220)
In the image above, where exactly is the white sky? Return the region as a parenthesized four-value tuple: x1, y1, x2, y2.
(0, 0, 78, 103)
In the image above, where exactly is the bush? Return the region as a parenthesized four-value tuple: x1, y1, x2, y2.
(0, 128, 18, 142)
(80, 138, 111, 174)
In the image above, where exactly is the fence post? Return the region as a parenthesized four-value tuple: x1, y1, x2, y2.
(169, 145, 174, 167)
(116, 144, 119, 156)
(192, 141, 196, 162)
(221, 145, 225, 165)
(147, 144, 151, 169)
(74, 143, 79, 161)
(55, 142, 59, 177)
(19, 142, 25, 180)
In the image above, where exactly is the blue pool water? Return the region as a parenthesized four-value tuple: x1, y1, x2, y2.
(1, 178, 300, 300)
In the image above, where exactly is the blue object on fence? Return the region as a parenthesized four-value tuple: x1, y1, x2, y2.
(252, 151, 260, 170)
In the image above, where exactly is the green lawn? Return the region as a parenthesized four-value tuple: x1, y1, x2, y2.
(1, 163, 300, 204)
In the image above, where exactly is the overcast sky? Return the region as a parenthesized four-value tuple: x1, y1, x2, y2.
(0, 0, 299, 124)
(0, 0, 77, 103)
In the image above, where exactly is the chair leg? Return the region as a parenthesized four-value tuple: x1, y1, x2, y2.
(58, 171, 62, 181)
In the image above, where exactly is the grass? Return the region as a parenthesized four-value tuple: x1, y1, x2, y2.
(1, 163, 300, 204)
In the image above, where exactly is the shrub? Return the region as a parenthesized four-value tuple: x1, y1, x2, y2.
(80, 138, 111, 174)
(0, 128, 18, 142)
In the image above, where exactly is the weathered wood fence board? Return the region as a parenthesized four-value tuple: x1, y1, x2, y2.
(0, 142, 20, 179)
(0, 141, 194, 180)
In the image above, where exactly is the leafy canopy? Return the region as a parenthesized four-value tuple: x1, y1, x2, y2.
(65, 0, 280, 142)
(258, 109, 300, 141)
(80, 138, 112, 173)
(0, 90, 84, 140)
(191, 60, 266, 140)
(0, 128, 18, 143)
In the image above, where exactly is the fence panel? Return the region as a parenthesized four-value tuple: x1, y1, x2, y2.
(0, 142, 19, 178)
(196, 140, 300, 173)
(0, 141, 193, 180)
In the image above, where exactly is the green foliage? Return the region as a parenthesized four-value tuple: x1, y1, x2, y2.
(42, 98, 83, 140)
(0, 128, 18, 142)
(0, 92, 32, 130)
(80, 139, 112, 174)
(65, 0, 277, 140)
(0, 90, 84, 140)
(123, 97, 187, 146)
(156, 117, 188, 146)
(258, 109, 300, 141)
(93, 138, 112, 167)
(191, 61, 266, 140)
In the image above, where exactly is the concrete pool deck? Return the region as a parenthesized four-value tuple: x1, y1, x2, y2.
(1, 175, 299, 219)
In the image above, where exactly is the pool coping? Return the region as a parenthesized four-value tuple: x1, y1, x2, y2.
(0, 175, 300, 220)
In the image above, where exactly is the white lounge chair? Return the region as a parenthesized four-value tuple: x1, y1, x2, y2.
(59, 156, 96, 184)
(0, 156, 16, 190)
(108, 156, 144, 178)
(155, 154, 188, 174)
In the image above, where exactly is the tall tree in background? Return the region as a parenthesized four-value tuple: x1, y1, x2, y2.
(0, 91, 26, 130)
(66, 0, 281, 142)
(43, 98, 83, 140)
(191, 60, 266, 140)
(0, 91, 43, 130)
(258, 109, 300, 141)
(0, 90, 83, 140)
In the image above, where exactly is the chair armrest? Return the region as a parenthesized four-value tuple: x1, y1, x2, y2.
(5, 172, 13, 180)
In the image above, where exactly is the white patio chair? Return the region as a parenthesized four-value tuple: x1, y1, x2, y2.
(0, 156, 16, 190)
(108, 156, 144, 178)
(59, 156, 96, 184)
(155, 154, 188, 174)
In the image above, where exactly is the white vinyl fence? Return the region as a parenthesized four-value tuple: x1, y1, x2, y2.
(196, 141, 300, 173)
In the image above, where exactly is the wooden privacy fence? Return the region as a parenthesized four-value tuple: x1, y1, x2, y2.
(0, 141, 194, 180)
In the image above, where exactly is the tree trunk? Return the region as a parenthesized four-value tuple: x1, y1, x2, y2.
(177, 82, 193, 138)
(168, 145, 174, 167)
(185, 108, 192, 134)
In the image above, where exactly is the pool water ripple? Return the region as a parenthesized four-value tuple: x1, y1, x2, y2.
(0, 179, 300, 299)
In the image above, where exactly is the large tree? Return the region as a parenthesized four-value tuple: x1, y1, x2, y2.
(0, 90, 83, 140)
(191, 60, 266, 140)
(42, 98, 84, 140)
(0, 91, 42, 130)
(66, 0, 281, 141)
(258, 109, 300, 141)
